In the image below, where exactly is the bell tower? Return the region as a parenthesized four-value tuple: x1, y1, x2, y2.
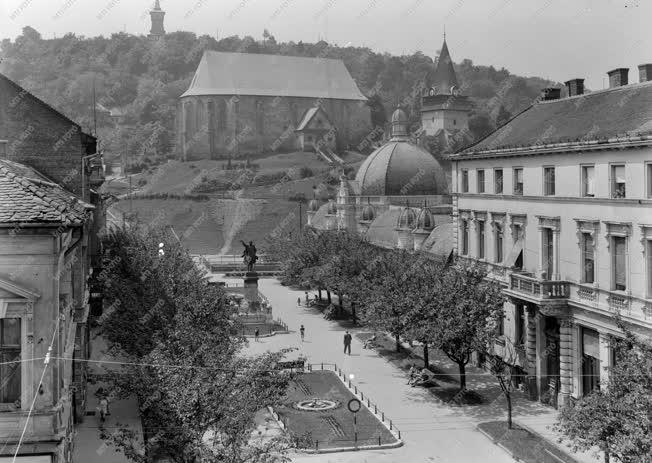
(149, 0, 166, 39)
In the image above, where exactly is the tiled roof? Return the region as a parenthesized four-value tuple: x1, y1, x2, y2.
(0, 160, 91, 225)
(181, 51, 367, 101)
(456, 80, 652, 157)
(422, 221, 455, 258)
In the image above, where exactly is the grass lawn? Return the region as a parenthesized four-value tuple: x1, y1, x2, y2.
(478, 421, 578, 463)
(276, 370, 396, 450)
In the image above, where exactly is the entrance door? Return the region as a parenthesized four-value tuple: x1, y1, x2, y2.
(544, 317, 560, 407)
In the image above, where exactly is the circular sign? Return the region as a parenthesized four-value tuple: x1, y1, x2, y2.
(347, 398, 361, 413)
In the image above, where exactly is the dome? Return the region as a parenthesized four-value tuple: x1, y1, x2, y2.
(360, 204, 376, 222)
(415, 208, 435, 231)
(390, 107, 409, 139)
(396, 207, 416, 229)
(354, 141, 448, 196)
(308, 199, 320, 212)
(326, 200, 337, 215)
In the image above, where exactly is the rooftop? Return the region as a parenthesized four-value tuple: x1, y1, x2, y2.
(0, 160, 91, 225)
(180, 51, 367, 100)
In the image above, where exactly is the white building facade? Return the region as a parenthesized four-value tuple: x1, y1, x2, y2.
(449, 68, 652, 407)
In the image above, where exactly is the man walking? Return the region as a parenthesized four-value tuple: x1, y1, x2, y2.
(254, 328, 260, 342)
(300, 324, 305, 342)
(343, 330, 352, 355)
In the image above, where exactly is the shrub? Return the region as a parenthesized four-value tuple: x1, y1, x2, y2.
(298, 166, 314, 178)
(287, 192, 306, 202)
(137, 178, 147, 187)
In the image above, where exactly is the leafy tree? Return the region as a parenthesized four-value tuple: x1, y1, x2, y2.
(485, 339, 521, 429)
(495, 104, 512, 127)
(468, 111, 495, 142)
(98, 225, 293, 462)
(427, 263, 504, 390)
(555, 322, 652, 463)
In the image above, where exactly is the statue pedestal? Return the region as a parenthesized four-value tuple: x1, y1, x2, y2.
(243, 272, 261, 312)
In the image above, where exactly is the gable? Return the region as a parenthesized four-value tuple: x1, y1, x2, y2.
(0, 277, 40, 301)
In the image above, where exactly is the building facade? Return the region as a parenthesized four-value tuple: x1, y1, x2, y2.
(178, 51, 370, 159)
(449, 65, 652, 407)
(0, 73, 104, 461)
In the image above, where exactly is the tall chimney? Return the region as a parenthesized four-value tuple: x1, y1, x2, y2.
(607, 68, 629, 88)
(564, 79, 585, 97)
(540, 87, 561, 101)
(639, 64, 652, 83)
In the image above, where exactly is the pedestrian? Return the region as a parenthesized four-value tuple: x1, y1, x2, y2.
(343, 330, 352, 355)
(297, 297, 301, 307)
(254, 328, 260, 342)
(304, 291, 309, 305)
(98, 395, 109, 424)
(300, 324, 305, 341)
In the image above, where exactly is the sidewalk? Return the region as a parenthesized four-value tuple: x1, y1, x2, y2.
(72, 330, 143, 463)
(243, 279, 601, 463)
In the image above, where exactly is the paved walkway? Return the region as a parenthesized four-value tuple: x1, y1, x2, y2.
(72, 330, 143, 463)
(242, 279, 601, 463)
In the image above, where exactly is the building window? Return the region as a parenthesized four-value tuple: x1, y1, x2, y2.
(497, 314, 505, 337)
(478, 221, 485, 259)
(495, 223, 504, 263)
(453, 119, 457, 125)
(582, 233, 595, 284)
(581, 165, 595, 197)
(514, 305, 526, 345)
(513, 168, 523, 195)
(0, 318, 21, 404)
(461, 170, 469, 193)
(581, 327, 601, 396)
(542, 228, 554, 280)
(647, 240, 652, 297)
(461, 220, 469, 255)
(612, 236, 627, 291)
(494, 169, 503, 194)
(611, 165, 626, 198)
(647, 162, 652, 198)
(477, 170, 485, 193)
(543, 167, 555, 196)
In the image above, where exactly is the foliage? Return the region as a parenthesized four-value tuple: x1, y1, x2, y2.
(485, 339, 521, 429)
(0, 27, 557, 166)
(555, 322, 652, 463)
(97, 225, 293, 462)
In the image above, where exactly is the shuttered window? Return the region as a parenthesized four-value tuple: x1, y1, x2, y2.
(582, 165, 595, 197)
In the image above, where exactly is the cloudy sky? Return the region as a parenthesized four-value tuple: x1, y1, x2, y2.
(0, 0, 648, 90)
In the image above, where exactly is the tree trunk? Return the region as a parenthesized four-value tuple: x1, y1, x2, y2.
(351, 302, 357, 324)
(423, 342, 429, 369)
(395, 333, 401, 352)
(506, 392, 513, 429)
(318, 289, 322, 300)
(327, 290, 331, 304)
(458, 362, 466, 390)
(604, 450, 610, 463)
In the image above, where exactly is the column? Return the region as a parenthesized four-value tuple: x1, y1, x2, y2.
(558, 318, 573, 407)
(537, 226, 545, 276)
(535, 310, 546, 398)
(553, 228, 561, 281)
(525, 306, 538, 400)
(598, 332, 612, 391)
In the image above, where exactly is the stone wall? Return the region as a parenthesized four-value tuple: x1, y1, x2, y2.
(0, 76, 95, 197)
(178, 94, 370, 160)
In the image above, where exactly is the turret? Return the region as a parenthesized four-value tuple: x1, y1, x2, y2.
(396, 206, 416, 250)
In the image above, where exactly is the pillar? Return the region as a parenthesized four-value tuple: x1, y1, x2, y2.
(598, 332, 612, 391)
(535, 311, 546, 398)
(537, 226, 545, 277)
(558, 318, 573, 407)
(525, 306, 538, 400)
(552, 228, 561, 281)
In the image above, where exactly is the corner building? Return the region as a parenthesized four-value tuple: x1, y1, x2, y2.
(449, 64, 652, 407)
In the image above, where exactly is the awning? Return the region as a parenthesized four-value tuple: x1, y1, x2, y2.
(504, 237, 524, 268)
(582, 328, 600, 358)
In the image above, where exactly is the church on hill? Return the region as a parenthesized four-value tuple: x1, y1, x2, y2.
(177, 51, 370, 160)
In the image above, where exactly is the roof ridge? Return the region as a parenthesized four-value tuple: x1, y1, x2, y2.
(202, 50, 343, 63)
(537, 79, 652, 105)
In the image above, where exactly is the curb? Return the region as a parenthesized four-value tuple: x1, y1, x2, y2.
(243, 330, 289, 338)
(475, 424, 521, 462)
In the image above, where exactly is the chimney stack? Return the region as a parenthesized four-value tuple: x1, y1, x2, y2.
(607, 68, 629, 88)
(564, 79, 585, 97)
(540, 87, 561, 101)
(639, 64, 652, 83)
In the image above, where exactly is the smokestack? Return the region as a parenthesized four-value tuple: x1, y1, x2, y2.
(540, 87, 561, 101)
(607, 68, 629, 88)
(638, 64, 652, 83)
(564, 79, 585, 97)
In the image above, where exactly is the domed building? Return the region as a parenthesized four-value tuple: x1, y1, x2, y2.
(308, 107, 455, 258)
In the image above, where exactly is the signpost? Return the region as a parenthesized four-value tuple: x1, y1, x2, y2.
(347, 398, 361, 447)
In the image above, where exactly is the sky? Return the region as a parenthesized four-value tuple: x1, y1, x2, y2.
(0, 0, 649, 90)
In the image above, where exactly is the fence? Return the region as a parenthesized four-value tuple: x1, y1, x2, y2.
(272, 362, 402, 450)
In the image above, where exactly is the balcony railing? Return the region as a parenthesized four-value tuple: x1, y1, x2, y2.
(509, 273, 570, 300)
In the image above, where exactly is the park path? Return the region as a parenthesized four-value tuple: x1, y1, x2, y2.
(245, 279, 517, 463)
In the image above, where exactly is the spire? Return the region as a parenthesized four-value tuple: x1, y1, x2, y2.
(153, 0, 162, 10)
(430, 37, 459, 94)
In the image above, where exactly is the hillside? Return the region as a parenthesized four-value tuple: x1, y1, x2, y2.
(0, 27, 557, 169)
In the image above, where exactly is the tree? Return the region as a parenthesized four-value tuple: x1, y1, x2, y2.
(98, 225, 293, 462)
(468, 111, 495, 142)
(495, 104, 512, 127)
(485, 339, 521, 429)
(427, 263, 504, 390)
(555, 322, 652, 463)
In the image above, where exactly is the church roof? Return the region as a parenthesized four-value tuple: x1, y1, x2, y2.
(454, 80, 652, 158)
(428, 40, 459, 93)
(181, 51, 367, 101)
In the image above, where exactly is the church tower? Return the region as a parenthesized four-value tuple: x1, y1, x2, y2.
(149, 0, 166, 39)
(420, 38, 471, 137)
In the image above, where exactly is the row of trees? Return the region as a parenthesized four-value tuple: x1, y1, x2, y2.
(97, 225, 294, 462)
(268, 228, 504, 392)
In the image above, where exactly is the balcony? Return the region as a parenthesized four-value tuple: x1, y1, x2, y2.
(506, 273, 570, 307)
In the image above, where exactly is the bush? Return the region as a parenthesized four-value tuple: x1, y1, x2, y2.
(252, 171, 287, 186)
(287, 192, 306, 202)
(137, 178, 147, 187)
(324, 171, 340, 185)
(298, 166, 314, 178)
